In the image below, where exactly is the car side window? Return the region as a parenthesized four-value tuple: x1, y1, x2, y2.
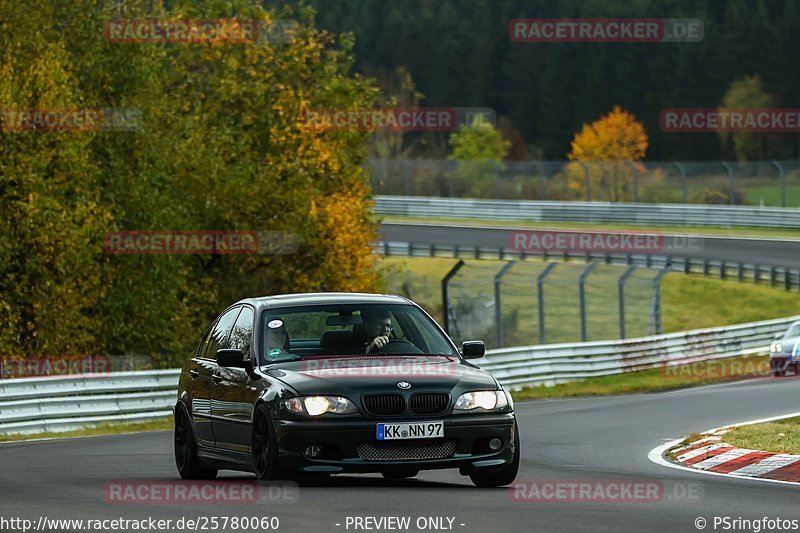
(229, 306, 254, 360)
(203, 307, 242, 361)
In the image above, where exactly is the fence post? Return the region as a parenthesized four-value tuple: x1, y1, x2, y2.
(629, 161, 639, 203)
(651, 268, 670, 335)
(579, 262, 599, 342)
(618, 266, 637, 339)
(403, 159, 411, 196)
(721, 162, 734, 205)
(538, 263, 558, 344)
(580, 162, 590, 202)
(535, 161, 546, 200)
(441, 260, 465, 337)
(673, 161, 687, 203)
(772, 160, 786, 208)
(494, 161, 501, 199)
(494, 261, 516, 347)
(446, 160, 455, 198)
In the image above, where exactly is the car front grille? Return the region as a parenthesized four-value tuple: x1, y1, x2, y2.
(409, 393, 449, 415)
(363, 394, 405, 416)
(357, 439, 458, 461)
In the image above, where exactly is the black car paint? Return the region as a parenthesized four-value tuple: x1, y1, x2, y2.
(176, 293, 517, 476)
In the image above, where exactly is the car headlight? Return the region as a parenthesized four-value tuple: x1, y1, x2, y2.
(283, 396, 357, 416)
(453, 390, 508, 412)
(771, 342, 784, 353)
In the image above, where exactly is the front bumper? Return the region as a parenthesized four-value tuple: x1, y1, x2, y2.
(273, 412, 516, 474)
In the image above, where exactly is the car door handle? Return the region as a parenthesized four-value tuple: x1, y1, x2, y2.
(212, 373, 223, 384)
(189, 370, 199, 379)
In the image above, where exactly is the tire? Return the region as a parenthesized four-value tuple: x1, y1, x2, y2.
(252, 405, 282, 480)
(469, 427, 520, 488)
(381, 468, 419, 480)
(174, 404, 218, 480)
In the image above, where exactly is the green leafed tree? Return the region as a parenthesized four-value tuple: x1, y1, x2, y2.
(718, 75, 775, 161)
(447, 114, 510, 198)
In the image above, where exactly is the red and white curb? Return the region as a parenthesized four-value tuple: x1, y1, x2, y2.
(648, 412, 800, 487)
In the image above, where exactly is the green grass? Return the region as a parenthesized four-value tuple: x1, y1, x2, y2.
(510, 354, 771, 401)
(380, 215, 800, 240)
(0, 417, 173, 443)
(723, 416, 800, 455)
(381, 257, 800, 346)
(744, 186, 800, 208)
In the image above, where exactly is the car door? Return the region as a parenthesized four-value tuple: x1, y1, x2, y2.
(192, 306, 241, 448)
(212, 305, 256, 453)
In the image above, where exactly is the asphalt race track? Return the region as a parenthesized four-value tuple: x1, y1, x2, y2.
(3, 377, 800, 533)
(379, 222, 800, 269)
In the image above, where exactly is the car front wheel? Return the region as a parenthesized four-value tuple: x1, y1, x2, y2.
(469, 427, 520, 488)
(252, 405, 282, 480)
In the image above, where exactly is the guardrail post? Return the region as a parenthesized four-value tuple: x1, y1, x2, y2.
(785, 269, 791, 292)
(771, 266, 776, 287)
(737, 263, 744, 282)
(772, 161, 786, 207)
(721, 162, 734, 205)
(673, 161, 687, 204)
(579, 262, 599, 342)
(720, 261, 726, 280)
(494, 261, 516, 347)
(618, 265, 637, 339)
(441, 260, 465, 336)
(538, 263, 558, 344)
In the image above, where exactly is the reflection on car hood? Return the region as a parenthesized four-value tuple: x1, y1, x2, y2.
(261, 355, 497, 395)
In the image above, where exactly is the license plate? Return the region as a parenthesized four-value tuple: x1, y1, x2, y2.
(376, 421, 444, 440)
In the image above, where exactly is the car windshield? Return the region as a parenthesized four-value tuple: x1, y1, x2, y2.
(260, 303, 459, 363)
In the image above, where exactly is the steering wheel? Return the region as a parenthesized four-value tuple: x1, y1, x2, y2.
(375, 338, 423, 354)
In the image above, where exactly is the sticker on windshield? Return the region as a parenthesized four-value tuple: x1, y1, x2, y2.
(267, 319, 284, 329)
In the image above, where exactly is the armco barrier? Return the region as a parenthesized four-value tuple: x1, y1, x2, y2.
(1, 316, 797, 435)
(374, 196, 800, 229)
(0, 370, 179, 435)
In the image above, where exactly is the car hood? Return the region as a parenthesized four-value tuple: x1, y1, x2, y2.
(260, 355, 497, 396)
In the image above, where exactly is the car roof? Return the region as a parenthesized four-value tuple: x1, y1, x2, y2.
(234, 292, 413, 311)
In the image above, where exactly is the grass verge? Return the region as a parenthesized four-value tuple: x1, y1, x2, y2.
(0, 417, 173, 443)
(723, 416, 800, 455)
(510, 354, 772, 401)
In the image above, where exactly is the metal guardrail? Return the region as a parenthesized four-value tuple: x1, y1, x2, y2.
(374, 196, 800, 229)
(478, 316, 799, 390)
(376, 241, 800, 291)
(1, 316, 797, 435)
(0, 370, 178, 435)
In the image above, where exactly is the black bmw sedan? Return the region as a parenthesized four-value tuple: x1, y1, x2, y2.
(174, 292, 519, 487)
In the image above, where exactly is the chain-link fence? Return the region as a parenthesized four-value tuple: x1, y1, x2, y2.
(367, 159, 800, 207)
(385, 258, 667, 349)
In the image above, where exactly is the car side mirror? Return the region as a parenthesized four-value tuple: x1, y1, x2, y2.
(461, 341, 485, 359)
(217, 348, 246, 368)
(773, 333, 783, 341)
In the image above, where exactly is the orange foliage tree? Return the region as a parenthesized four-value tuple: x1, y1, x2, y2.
(566, 106, 648, 202)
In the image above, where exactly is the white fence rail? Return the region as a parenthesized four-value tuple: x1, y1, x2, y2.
(1, 316, 796, 435)
(374, 196, 800, 229)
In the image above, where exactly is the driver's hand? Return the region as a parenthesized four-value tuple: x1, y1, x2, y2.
(367, 335, 390, 353)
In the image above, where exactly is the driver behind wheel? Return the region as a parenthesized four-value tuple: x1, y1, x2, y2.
(363, 309, 394, 354)
(265, 318, 292, 361)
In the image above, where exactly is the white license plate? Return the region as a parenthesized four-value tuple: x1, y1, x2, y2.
(376, 421, 444, 440)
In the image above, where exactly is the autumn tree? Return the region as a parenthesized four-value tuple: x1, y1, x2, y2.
(566, 106, 648, 202)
